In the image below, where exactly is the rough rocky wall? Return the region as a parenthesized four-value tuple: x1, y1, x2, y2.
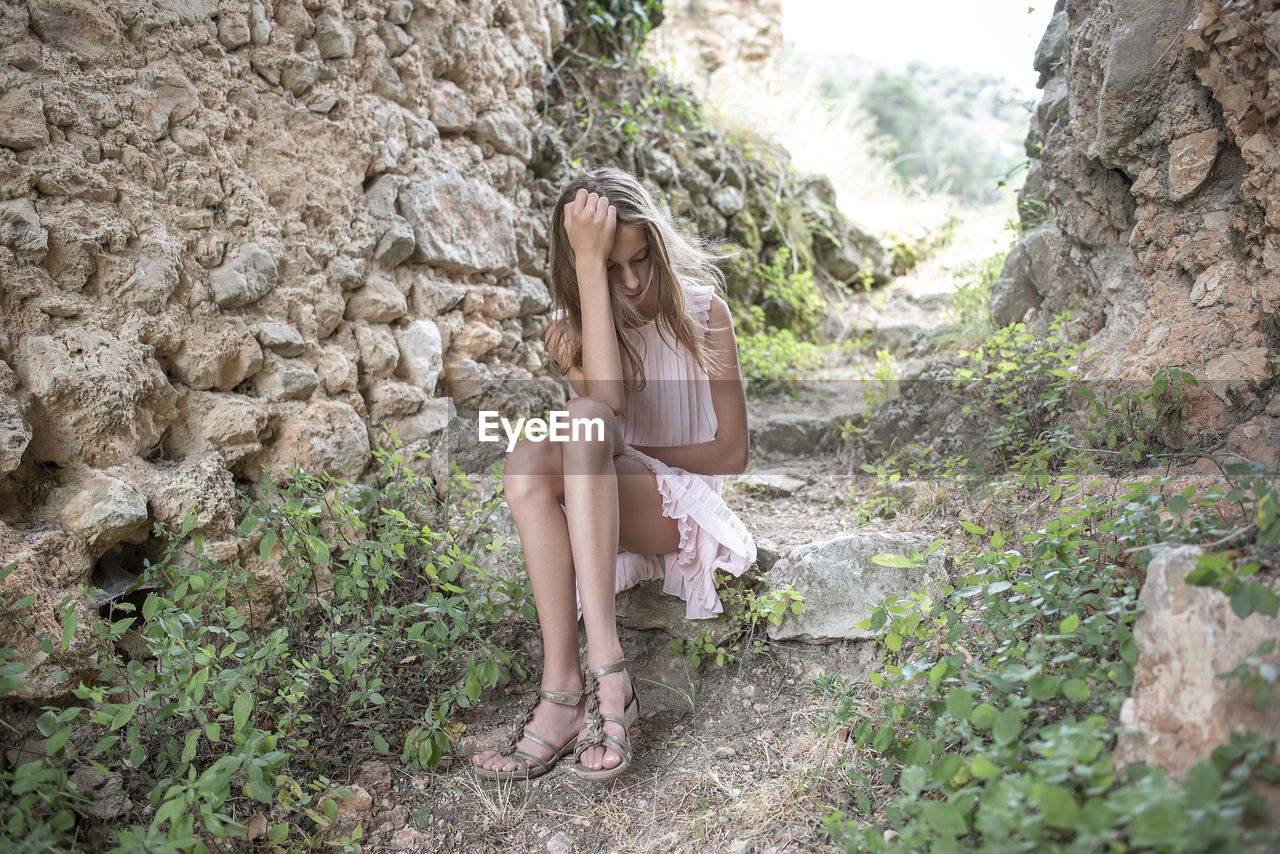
(0, 0, 572, 699)
(996, 0, 1279, 465)
(642, 0, 783, 96)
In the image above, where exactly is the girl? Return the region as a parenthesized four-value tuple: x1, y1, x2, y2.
(471, 167, 756, 782)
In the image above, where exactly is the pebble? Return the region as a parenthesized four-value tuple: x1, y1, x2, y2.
(714, 746, 736, 759)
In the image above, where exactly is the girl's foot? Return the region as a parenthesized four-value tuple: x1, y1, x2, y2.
(575, 662, 635, 773)
(472, 687, 585, 776)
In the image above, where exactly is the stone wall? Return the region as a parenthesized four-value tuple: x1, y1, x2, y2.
(997, 0, 1279, 464)
(0, 0, 879, 701)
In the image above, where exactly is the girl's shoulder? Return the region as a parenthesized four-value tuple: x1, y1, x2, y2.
(681, 281, 717, 318)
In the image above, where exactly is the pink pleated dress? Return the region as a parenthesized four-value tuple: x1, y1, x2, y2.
(563, 283, 757, 619)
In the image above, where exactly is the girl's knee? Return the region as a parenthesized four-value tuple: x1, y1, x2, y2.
(565, 396, 617, 432)
(503, 438, 562, 500)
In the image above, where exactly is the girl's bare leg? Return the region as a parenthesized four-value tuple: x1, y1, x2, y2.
(472, 437, 584, 772)
(473, 396, 679, 773)
(561, 397, 679, 772)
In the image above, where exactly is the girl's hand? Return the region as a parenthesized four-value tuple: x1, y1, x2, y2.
(563, 189, 616, 272)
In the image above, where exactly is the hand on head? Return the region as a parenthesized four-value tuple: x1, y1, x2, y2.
(563, 189, 616, 270)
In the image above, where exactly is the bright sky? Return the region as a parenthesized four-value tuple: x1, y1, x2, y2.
(782, 0, 1058, 98)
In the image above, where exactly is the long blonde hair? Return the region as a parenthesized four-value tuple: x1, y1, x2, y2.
(546, 167, 725, 387)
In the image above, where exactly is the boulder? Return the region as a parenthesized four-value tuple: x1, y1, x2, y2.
(271, 401, 371, 480)
(257, 321, 306, 357)
(765, 532, 947, 643)
(398, 173, 518, 273)
(0, 198, 49, 262)
(53, 470, 149, 556)
(0, 393, 31, 477)
(354, 321, 400, 379)
(14, 328, 177, 467)
(1115, 545, 1280, 819)
(168, 317, 264, 391)
(471, 111, 532, 161)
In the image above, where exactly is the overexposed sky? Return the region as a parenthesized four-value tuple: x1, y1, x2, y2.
(782, 0, 1058, 97)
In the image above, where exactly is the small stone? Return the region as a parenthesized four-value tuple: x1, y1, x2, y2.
(386, 0, 413, 25)
(366, 380, 426, 421)
(314, 9, 355, 59)
(379, 21, 413, 57)
(0, 198, 49, 262)
(248, 0, 271, 43)
(0, 89, 49, 151)
(373, 55, 409, 102)
(328, 256, 366, 291)
(427, 80, 474, 133)
(354, 321, 400, 379)
(252, 362, 319, 402)
(452, 319, 503, 358)
(218, 9, 250, 48)
(710, 186, 744, 217)
(390, 396, 454, 443)
(281, 56, 318, 96)
(396, 320, 443, 393)
(0, 395, 31, 477)
(272, 401, 371, 480)
(56, 471, 149, 555)
(345, 276, 407, 323)
(374, 216, 415, 269)
(471, 111, 532, 161)
(733, 470, 807, 497)
(257, 322, 306, 357)
(713, 746, 736, 759)
(209, 243, 279, 309)
(1168, 130, 1218, 202)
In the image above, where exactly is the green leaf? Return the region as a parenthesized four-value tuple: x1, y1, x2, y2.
(1032, 782, 1079, 830)
(871, 553, 919, 568)
(885, 632, 902, 652)
(969, 703, 998, 730)
(900, 766, 927, 795)
(960, 521, 986, 536)
(45, 726, 70, 756)
(269, 823, 289, 844)
(1029, 676, 1060, 701)
(970, 755, 1000, 780)
(233, 691, 252, 732)
(60, 605, 77, 651)
(993, 708, 1021, 745)
(945, 689, 972, 721)
(1183, 759, 1222, 807)
(929, 660, 948, 686)
(1061, 678, 1090, 703)
(1129, 801, 1189, 847)
(921, 800, 967, 837)
(1059, 614, 1080, 633)
(259, 529, 276, 562)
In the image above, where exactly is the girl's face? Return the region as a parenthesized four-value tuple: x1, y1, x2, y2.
(605, 223, 657, 320)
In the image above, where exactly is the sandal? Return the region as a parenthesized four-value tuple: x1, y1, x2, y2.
(572, 659, 639, 782)
(471, 686, 583, 782)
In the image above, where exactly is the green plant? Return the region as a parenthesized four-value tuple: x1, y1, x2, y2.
(560, 0, 664, 60)
(822, 464, 1280, 851)
(952, 313, 1091, 472)
(671, 578, 804, 668)
(860, 349, 899, 411)
(1069, 362, 1197, 466)
(0, 438, 531, 852)
(758, 246, 825, 336)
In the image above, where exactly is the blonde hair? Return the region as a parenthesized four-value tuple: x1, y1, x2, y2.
(546, 167, 726, 387)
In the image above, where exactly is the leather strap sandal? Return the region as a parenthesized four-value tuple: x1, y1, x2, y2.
(573, 659, 639, 782)
(472, 686, 583, 782)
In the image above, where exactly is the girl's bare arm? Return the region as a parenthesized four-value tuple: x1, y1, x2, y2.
(631, 296, 749, 475)
(563, 190, 626, 414)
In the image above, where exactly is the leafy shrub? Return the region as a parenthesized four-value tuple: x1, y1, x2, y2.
(821, 369, 1280, 852)
(758, 246, 825, 336)
(671, 575, 804, 668)
(0, 440, 529, 852)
